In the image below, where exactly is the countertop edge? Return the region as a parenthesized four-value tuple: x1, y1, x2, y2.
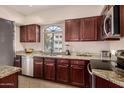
(0, 66, 21, 79)
(92, 69, 124, 88)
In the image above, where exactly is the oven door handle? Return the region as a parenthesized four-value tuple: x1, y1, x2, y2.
(87, 63, 93, 75)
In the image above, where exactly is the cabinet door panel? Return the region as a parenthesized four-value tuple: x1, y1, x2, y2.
(20, 26, 27, 42)
(109, 82, 122, 88)
(44, 62, 55, 80)
(57, 64, 69, 83)
(20, 24, 40, 42)
(14, 56, 22, 74)
(0, 73, 18, 88)
(95, 76, 110, 88)
(95, 76, 123, 88)
(120, 6, 124, 37)
(80, 17, 97, 41)
(27, 25, 36, 42)
(34, 61, 43, 78)
(65, 19, 80, 41)
(70, 65, 85, 87)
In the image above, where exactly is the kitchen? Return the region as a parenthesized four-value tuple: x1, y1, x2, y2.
(0, 5, 124, 88)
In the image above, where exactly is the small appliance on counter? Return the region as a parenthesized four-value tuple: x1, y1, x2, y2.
(65, 44, 71, 55)
(101, 50, 111, 57)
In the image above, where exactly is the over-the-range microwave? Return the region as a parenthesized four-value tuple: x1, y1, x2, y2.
(103, 5, 120, 39)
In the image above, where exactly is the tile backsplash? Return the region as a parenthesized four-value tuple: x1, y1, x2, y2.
(15, 25, 124, 54)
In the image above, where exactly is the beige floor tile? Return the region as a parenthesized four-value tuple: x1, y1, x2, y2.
(18, 75, 77, 88)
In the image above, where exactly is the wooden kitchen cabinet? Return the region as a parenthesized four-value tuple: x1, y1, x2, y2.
(120, 5, 124, 37)
(65, 16, 102, 41)
(20, 26, 27, 42)
(109, 82, 122, 88)
(44, 58, 56, 81)
(0, 72, 18, 88)
(95, 76, 110, 88)
(20, 24, 40, 42)
(14, 55, 21, 74)
(65, 19, 80, 41)
(14, 55, 21, 67)
(56, 59, 69, 83)
(80, 17, 100, 41)
(95, 76, 122, 88)
(70, 60, 89, 87)
(33, 57, 43, 78)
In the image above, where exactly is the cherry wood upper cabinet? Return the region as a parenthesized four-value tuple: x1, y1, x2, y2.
(80, 17, 97, 41)
(65, 19, 80, 41)
(20, 24, 40, 42)
(65, 16, 102, 41)
(120, 5, 124, 37)
(20, 26, 27, 42)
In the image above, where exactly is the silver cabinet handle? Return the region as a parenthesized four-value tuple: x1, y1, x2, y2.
(87, 63, 93, 75)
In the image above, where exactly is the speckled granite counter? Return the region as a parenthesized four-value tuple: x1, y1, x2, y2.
(16, 51, 116, 61)
(0, 66, 21, 79)
(92, 69, 124, 87)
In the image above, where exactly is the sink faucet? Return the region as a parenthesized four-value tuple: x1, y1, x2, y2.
(50, 48, 54, 56)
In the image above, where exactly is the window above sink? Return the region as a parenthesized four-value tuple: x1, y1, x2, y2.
(44, 25, 63, 53)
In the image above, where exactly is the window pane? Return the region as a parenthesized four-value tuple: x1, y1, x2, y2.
(44, 25, 63, 53)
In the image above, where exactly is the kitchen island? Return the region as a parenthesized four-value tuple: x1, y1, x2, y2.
(92, 69, 124, 88)
(0, 66, 21, 88)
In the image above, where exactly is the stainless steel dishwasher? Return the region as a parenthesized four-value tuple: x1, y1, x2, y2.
(21, 55, 34, 77)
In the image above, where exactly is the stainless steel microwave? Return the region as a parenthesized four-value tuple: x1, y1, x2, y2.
(103, 5, 120, 39)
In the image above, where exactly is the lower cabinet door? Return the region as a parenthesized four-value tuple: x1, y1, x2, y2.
(109, 82, 122, 88)
(44, 63, 55, 80)
(95, 76, 109, 88)
(0, 73, 18, 88)
(95, 76, 122, 88)
(70, 65, 85, 87)
(56, 64, 69, 83)
(34, 61, 43, 78)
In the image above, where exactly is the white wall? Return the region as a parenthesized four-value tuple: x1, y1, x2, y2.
(109, 38, 124, 51)
(24, 5, 104, 24)
(0, 6, 24, 24)
(15, 25, 24, 51)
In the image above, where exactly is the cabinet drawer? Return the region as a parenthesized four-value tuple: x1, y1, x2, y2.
(70, 60, 86, 65)
(57, 59, 69, 64)
(34, 57, 43, 62)
(71, 65, 84, 69)
(44, 58, 55, 63)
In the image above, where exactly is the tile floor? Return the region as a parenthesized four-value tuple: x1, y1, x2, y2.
(18, 75, 77, 88)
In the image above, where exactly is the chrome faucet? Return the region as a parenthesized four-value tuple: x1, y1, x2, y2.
(50, 48, 54, 56)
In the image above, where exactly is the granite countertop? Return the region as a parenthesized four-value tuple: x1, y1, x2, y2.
(92, 69, 124, 87)
(16, 51, 116, 61)
(0, 66, 21, 79)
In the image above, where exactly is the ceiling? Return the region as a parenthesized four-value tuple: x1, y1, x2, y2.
(3, 5, 60, 16)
